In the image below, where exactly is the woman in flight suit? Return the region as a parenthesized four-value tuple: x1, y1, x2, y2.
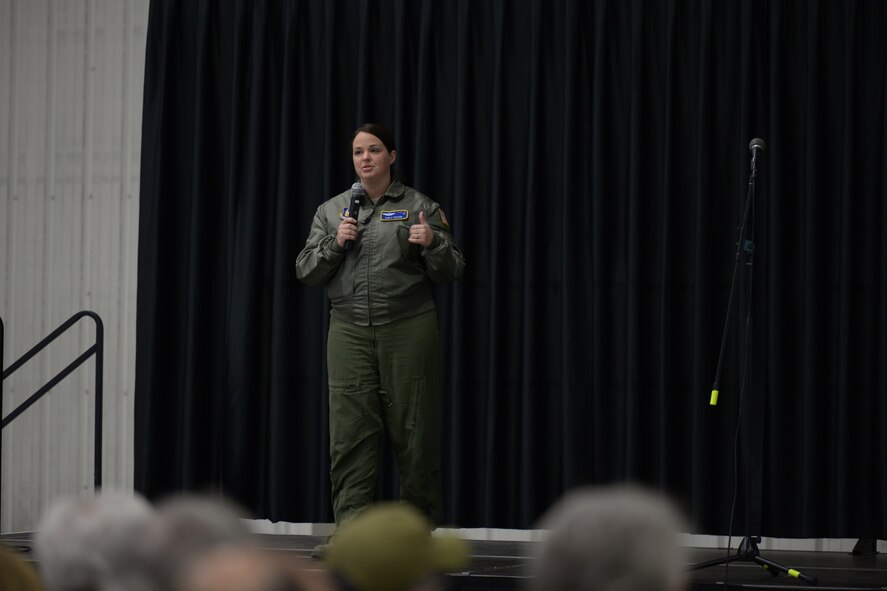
(296, 123, 464, 534)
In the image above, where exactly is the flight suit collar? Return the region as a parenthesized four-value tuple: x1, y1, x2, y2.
(357, 181, 404, 224)
(381, 180, 406, 202)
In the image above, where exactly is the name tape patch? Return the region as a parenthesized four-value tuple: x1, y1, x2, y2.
(380, 210, 409, 221)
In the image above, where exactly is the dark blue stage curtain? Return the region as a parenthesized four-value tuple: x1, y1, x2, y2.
(135, 0, 887, 537)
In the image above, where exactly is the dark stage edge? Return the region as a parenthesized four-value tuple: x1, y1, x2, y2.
(3, 531, 886, 590)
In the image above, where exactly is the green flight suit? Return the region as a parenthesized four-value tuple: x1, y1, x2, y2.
(296, 181, 464, 526)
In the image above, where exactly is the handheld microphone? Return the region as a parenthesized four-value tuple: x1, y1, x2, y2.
(344, 182, 365, 252)
(749, 138, 765, 171)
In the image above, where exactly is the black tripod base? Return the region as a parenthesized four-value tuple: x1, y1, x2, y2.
(690, 536, 819, 586)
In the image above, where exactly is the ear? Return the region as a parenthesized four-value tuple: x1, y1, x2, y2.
(389, 150, 397, 166)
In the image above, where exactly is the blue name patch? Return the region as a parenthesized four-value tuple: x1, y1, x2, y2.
(380, 210, 409, 221)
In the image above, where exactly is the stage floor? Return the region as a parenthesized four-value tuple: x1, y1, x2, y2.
(3, 531, 885, 590)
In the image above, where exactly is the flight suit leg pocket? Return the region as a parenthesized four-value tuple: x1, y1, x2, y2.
(328, 379, 374, 448)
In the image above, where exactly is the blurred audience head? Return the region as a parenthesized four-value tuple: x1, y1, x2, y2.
(0, 542, 45, 591)
(35, 490, 154, 591)
(324, 502, 469, 591)
(125, 493, 254, 591)
(178, 546, 331, 591)
(531, 484, 689, 591)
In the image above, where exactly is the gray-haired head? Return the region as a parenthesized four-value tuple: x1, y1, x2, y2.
(35, 491, 155, 591)
(531, 484, 689, 591)
(124, 494, 254, 591)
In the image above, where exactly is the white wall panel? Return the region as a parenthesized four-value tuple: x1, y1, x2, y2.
(0, 0, 149, 533)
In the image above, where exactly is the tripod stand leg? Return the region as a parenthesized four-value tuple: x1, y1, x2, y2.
(689, 553, 744, 571)
(752, 555, 819, 585)
(690, 537, 818, 585)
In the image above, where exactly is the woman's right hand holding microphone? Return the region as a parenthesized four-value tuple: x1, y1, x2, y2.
(336, 216, 359, 249)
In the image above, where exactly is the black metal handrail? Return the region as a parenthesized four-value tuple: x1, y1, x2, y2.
(0, 311, 104, 532)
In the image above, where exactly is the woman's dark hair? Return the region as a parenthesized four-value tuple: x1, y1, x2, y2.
(352, 122, 396, 153)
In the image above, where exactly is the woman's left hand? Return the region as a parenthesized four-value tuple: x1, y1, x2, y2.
(409, 211, 435, 247)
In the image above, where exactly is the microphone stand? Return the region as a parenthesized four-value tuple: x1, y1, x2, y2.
(691, 139, 818, 586)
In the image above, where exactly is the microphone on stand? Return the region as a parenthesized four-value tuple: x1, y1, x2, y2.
(344, 182, 365, 252)
(749, 138, 766, 172)
(711, 137, 768, 407)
